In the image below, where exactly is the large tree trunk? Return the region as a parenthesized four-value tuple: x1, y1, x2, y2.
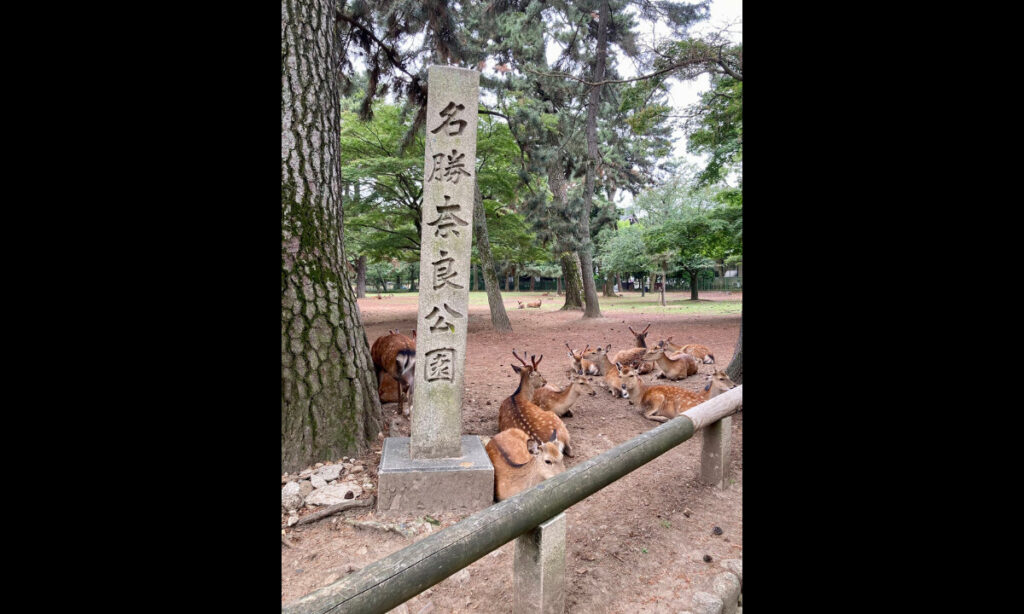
(578, 0, 610, 319)
(559, 251, 584, 310)
(355, 255, 366, 298)
(281, 0, 382, 473)
(513, 265, 520, 291)
(689, 271, 699, 300)
(409, 264, 416, 292)
(529, 275, 534, 292)
(473, 181, 512, 332)
(471, 262, 477, 292)
(724, 316, 742, 384)
(640, 273, 645, 297)
(603, 274, 614, 297)
(557, 276, 562, 295)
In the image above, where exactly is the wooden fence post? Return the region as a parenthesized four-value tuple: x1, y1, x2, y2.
(700, 416, 732, 488)
(513, 512, 566, 614)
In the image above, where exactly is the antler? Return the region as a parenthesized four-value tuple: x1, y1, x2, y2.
(642, 323, 651, 334)
(582, 344, 591, 353)
(512, 349, 531, 367)
(532, 353, 543, 369)
(628, 326, 637, 335)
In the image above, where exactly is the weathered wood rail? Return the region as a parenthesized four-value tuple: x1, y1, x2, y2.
(283, 385, 743, 614)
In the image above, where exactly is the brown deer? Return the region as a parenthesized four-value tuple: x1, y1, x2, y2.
(619, 369, 737, 422)
(621, 324, 655, 374)
(533, 372, 597, 417)
(642, 346, 700, 380)
(516, 300, 525, 309)
(658, 337, 715, 364)
(498, 350, 573, 456)
(565, 343, 600, 376)
(370, 329, 416, 417)
(527, 298, 542, 308)
(582, 345, 635, 397)
(483, 428, 566, 501)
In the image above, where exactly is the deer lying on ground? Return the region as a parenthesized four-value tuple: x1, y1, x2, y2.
(657, 336, 715, 364)
(527, 298, 542, 308)
(642, 346, 700, 380)
(370, 329, 416, 417)
(565, 343, 600, 376)
(621, 324, 655, 374)
(516, 300, 525, 309)
(533, 372, 597, 417)
(619, 368, 737, 422)
(498, 350, 573, 456)
(582, 345, 635, 397)
(483, 428, 566, 501)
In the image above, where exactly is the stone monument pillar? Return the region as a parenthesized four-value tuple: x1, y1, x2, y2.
(376, 66, 494, 513)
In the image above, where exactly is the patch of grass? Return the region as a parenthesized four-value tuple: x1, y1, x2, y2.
(660, 520, 672, 529)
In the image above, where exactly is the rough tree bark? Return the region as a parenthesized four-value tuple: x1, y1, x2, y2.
(578, 0, 610, 319)
(281, 0, 382, 473)
(559, 251, 584, 311)
(473, 180, 512, 332)
(724, 317, 742, 384)
(355, 255, 366, 298)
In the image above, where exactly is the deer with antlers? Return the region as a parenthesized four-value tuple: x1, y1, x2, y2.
(582, 345, 636, 398)
(533, 372, 597, 417)
(370, 329, 416, 417)
(619, 368, 737, 422)
(498, 349, 573, 456)
(565, 343, 600, 376)
(619, 324, 656, 374)
(657, 336, 715, 364)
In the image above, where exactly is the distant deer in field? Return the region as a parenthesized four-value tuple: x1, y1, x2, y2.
(498, 350, 573, 456)
(565, 343, 600, 376)
(483, 428, 566, 501)
(527, 298, 542, 308)
(619, 369, 737, 422)
(541, 292, 550, 296)
(657, 337, 715, 364)
(582, 345, 635, 397)
(516, 300, 525, 309)
(641, 346, 700, 380)
(370, 329, 416, 417)
(533, 372, 597, 417)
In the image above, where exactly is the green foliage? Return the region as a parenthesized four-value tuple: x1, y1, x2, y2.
(686, 71, 742, 187)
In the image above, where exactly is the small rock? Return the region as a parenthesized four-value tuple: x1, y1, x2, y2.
(282, 482, 303, 511)
(683, 508, 693, 517)
(305, 483, 363, 505)
(703, 554, 713, 563)
(485, 401, 491, 405)
(351, 465, 365, 474)
(287, 514, 299, 527)
(713, 526, 723, 536)
(299, 469, 313, 478)
(316, 464, 344, 481)
(298, 481, 314, 498)
(315, 462, 325, 468)
(311, 474, 328, 489)
(357, 546, 368, 555)
(722, 559, 742, 583)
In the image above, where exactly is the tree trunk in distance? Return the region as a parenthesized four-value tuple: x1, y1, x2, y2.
(557, 276, 562, 295)
(640, 273, 645, 297)
(473, 180, 512, 332)
(724, 316, 743, 384)
(660, 263, 667, 306)
(578, 0, 610, 319)
(471, 262, 477, 292)
(559, 251, 584, 311)
(529, 275, 534, 292)
(689, 271, 699, 300)
(513, 265, 520, 291)
(355, 255, 366, 298)
(282, 0, 382, 473)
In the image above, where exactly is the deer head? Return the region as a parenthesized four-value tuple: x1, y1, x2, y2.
(704, 369, 737, 397)
(511, 348, 547, 389)
(628, 323, 652, 348)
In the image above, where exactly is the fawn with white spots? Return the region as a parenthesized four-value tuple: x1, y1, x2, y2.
(619, 368, 737, 422)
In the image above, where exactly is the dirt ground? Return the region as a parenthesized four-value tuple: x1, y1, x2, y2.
(282, 291, 743, 613)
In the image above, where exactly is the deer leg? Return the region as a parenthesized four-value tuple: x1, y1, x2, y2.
(644, 407, 669, 422)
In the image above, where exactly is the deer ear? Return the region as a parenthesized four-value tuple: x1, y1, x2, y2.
(527, 439, 539, 454)
(511, 364, 522, 374)
(556, 440, 565, 454)
(548, 430, 558, 442)
(615, 361, 623, 373)
(605, 344, 611, 352)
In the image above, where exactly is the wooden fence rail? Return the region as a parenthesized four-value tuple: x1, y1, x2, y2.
(283, 385, 743, 614)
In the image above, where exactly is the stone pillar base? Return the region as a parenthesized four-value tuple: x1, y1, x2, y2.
(376, 436, 494, 513)
(700, 416, 732, 489)
(514, 512, 567, 614)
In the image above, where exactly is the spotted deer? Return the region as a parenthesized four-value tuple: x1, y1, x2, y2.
(370, 329, 416, 417)
(565, 343, 600, 376)
(658, 336, 715, 364)
(527, 298, 542, 308)
(642, 346, 700, 380)
(619, 369, 737, 422)
(582, 345, 635, 397)
(498, 350, 573, 456)
(483, 428, 566, 501)
(533, 372, 597, 417)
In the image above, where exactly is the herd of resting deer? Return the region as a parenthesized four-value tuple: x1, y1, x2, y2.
(370, 323, 736, 502)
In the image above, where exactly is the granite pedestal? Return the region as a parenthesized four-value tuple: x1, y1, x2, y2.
(376, 436, 494, 513)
